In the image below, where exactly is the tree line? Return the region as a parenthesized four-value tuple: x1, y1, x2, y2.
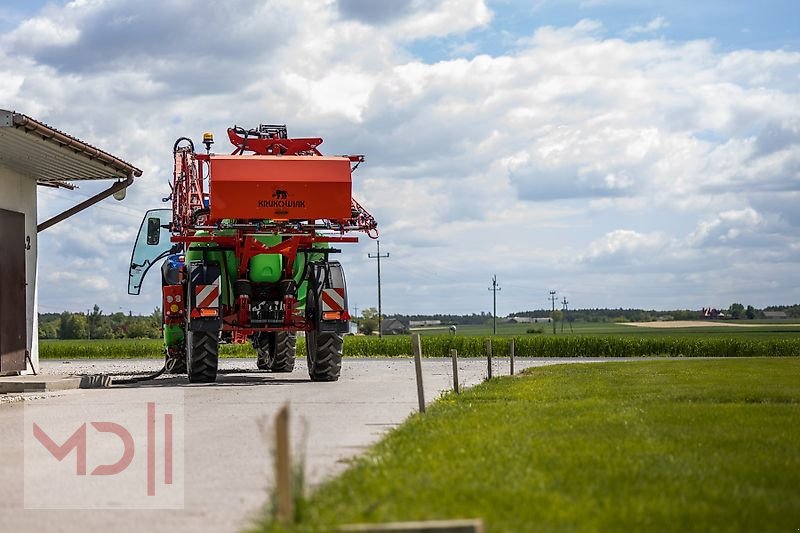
(385, 303, 798, 326)
(39, 305, 162, 340)
(40, 302, 798, 340)
(510, 303, 798, 322)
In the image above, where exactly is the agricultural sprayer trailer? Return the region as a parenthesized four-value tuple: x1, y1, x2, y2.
(128, 124, 376, 383)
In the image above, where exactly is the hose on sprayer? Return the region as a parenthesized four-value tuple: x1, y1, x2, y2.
(112, 365, 167, 385)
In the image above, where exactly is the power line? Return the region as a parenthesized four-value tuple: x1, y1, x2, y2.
(367, 240, 390, 338)
(488, 274, 501, 335)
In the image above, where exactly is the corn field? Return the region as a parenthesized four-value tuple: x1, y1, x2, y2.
(39, 335, 800, 359)
(342, 335, 800, 358)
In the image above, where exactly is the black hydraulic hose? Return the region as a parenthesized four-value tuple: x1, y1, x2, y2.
(113, 365, 167, 385)
(190, 207, 210, 225)
(173, 136, 194, 154)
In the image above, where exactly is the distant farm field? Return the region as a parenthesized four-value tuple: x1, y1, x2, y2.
(437, 320, 800, 339)
(39, 321, 800, 359)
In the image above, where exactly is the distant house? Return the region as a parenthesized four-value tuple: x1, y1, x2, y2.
(507, 316, 533, 324)
(702, 307, 724, 318)
(764, 311, 788, 319)
(381, 318, 408, 335)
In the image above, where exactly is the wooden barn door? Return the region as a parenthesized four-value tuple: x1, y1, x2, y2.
(0, 208, 26, 373)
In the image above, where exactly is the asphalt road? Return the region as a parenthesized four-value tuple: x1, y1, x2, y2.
(0, 357, 605, 532)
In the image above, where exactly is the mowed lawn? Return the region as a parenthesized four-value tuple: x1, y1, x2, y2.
(255, 358, 800, 532)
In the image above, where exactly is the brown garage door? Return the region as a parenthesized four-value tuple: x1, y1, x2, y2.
(0, 208, 26, 373)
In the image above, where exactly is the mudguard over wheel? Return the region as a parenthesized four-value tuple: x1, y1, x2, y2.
(186, 330, 219, 383)
(306, 330, 343, 382)
(254, 332, 296, 372)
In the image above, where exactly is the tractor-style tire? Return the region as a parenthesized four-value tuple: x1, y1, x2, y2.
(165, 347, 187, 374)
(306, 330, 342, 382)
(253, 333, 270, 370)
(269, 332, 297, 372)
(186, 330, 219, 383)
(254, 332, 296, 372)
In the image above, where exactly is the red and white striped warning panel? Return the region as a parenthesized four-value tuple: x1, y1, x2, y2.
(321, 288, 345, 312)
(195, 283, 220, 309)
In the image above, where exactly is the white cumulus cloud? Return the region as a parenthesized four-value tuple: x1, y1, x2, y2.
(1, 2, 798, 313)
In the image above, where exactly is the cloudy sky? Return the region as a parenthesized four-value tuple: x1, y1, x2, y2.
(2, 0, 798, 316)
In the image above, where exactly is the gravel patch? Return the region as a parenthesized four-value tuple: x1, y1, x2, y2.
(0, 392, 62, 405)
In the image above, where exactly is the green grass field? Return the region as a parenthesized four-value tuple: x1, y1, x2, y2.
(254, 358, 800, 532)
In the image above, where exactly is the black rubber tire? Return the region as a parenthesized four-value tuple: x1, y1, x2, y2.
(164, 346, 187, 374)
(269, 332, 297, 372)
(253, 333, 270, 370)
(186, 330, 219, 383)
(306, 330, 342, 382)
(254, 332, 296, 372)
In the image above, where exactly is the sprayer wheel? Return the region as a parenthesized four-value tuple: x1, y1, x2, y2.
(186, 330, 219, 383)
(254, 333, 270, 370)
(306, 330, 342, 382)
(269, 332, 297, 372)
(254, 332, 296, 372)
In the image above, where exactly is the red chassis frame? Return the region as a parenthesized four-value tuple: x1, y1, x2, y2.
(167, 127, 375, 337)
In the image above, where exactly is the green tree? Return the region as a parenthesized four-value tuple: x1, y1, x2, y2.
(87, 304, 115, 339)
(745, 305, 757, 320)
(38, 320, 59, 339)
(126, 318, 159, 339)
(728, 303, 745, 319)
(151, 307, 162, 328)
(359, 307, 379, 335)
(88, 304, 100, 338)
(59, 312, 87, 339)
(108, 312, 129, 338)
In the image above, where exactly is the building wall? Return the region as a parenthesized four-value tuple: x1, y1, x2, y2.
(0, 166, 38, 373)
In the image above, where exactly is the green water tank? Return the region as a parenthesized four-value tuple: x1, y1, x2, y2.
(249, 235, 283, 283)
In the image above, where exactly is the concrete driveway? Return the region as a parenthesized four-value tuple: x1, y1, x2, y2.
(0, 357, 602, 533)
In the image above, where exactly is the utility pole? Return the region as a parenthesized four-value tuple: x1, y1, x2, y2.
(368, 240, 389, 338)
(549, 291, 557, 335)
(561, 297, 568, 333)
(488, 275, 501, 335)
(565, 297, 574, 333)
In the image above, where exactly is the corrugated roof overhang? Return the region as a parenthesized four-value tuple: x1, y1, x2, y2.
(0, 109, 143, 232)
(0, 109, 142, 185)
